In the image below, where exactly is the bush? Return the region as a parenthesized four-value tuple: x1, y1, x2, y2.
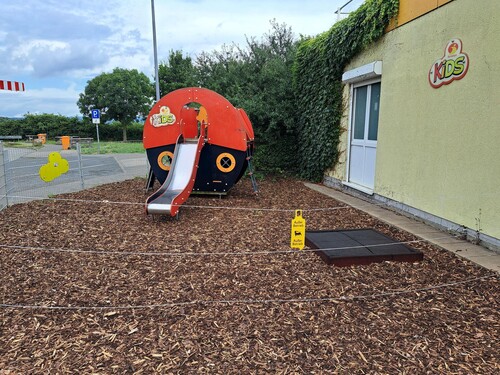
(87, 121, 144, 141)
(0, 115, 144, 141)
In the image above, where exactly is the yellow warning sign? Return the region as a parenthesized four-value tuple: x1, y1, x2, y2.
(290, 209, 306, 250)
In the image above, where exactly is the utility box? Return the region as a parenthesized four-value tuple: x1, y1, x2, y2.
(37, 133, 47, 144)
(61, 136, 70, 150)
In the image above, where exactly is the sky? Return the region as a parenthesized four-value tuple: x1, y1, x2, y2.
(0, 0, 364, 118)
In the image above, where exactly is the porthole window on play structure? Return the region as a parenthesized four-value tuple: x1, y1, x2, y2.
(157, 151, 174, 171)
(216, 153, 236, 173)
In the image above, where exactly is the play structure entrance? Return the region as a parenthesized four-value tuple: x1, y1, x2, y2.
(143, 87, 256, 217)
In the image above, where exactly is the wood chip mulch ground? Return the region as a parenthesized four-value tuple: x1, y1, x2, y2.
(0, 178, 499, 374)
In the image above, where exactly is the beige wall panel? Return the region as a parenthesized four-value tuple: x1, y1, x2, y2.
(334, 0, 500, 238)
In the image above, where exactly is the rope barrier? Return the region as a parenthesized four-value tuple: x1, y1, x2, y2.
(4, 195, 386, 212)
(0, 275, 495, 310)
(0, 236, 454, 257)
(7, 195, 143, 206)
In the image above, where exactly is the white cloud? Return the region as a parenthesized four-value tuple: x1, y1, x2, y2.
(0, 0, 365, 117)
(0, 85, 81, 118)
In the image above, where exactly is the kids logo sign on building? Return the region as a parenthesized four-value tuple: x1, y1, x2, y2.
(429, 38, 469, 89)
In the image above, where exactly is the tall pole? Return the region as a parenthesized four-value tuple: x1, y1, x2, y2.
(151, 0, 160, 102)
(147, 0, 160, 188)
(96, 123, 101, 154)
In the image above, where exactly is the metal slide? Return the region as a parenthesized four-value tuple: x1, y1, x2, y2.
(145, 135, 204, 216)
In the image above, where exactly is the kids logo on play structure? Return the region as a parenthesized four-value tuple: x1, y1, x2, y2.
(150, 106, 176, 127)
(429, 38, 469, 89)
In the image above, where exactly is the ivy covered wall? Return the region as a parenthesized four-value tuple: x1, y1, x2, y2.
(293, 0, 399, 181)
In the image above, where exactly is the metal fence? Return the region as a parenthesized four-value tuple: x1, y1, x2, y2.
(0, 141, 148, 210)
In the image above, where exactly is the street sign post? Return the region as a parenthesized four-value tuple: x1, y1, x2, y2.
(91, 109, 101, 154)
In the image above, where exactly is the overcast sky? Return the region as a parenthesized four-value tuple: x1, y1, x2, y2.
(0, 0, 364, 118)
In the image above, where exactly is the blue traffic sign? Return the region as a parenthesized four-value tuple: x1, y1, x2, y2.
(92, 109, 101, 124)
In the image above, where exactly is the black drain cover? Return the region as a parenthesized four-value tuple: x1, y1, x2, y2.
(305, 229, 424, 266)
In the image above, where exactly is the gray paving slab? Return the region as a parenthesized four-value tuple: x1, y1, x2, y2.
(304, 182, 500, 273)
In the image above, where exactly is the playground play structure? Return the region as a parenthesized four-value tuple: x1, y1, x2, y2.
(143, 87, 257, 217)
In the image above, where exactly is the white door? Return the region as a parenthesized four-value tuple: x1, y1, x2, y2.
(348, 81, 381, 191)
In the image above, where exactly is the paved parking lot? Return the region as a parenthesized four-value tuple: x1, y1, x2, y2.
(2, 144, 148, 205)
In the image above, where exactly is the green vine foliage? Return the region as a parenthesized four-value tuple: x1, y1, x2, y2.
(293, 0, 398, 181)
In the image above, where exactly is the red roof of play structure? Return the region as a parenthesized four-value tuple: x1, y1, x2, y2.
(143, 87, 253, 151)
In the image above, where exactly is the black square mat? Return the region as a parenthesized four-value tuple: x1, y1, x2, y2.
(305, 229, 424, 267)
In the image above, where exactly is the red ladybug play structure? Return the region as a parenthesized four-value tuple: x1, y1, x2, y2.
(143, 87, 256, 217)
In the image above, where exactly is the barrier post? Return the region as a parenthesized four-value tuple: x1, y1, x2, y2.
(77, 143, 85, 189)
(0, 142, 8, 210)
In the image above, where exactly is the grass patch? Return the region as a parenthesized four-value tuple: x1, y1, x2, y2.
(80, 141, 145, 154)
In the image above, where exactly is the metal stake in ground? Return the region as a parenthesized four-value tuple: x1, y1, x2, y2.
(0, 141, 9, 209)
(77, 143, 85, 189)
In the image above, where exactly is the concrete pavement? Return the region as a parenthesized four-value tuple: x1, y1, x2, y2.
(17, 144, 149, 181)
(3, 144, 149, 205)
(305, 182, 500, 273)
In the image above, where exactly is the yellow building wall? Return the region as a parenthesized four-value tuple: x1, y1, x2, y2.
(387, 0, 453, 30)
(329, 0, 500, 239)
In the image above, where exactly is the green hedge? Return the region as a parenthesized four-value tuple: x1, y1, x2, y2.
(0, 114, 144, 141)
(293, 0, 398, 181)
(79, 122, 144, 141)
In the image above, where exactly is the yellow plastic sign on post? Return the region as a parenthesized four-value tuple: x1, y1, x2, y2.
(290, 209, 306, 250)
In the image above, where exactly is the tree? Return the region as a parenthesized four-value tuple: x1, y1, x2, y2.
(158, 50, 197, 97)
(195, 20, 299, 174)
(77, 68, 154, 141)
(195, 44, 246, 101)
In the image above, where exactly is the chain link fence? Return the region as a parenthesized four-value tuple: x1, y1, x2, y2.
(0, 141, 148, 210)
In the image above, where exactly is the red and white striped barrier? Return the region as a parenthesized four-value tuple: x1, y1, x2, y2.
(0, 80, 25, 92)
